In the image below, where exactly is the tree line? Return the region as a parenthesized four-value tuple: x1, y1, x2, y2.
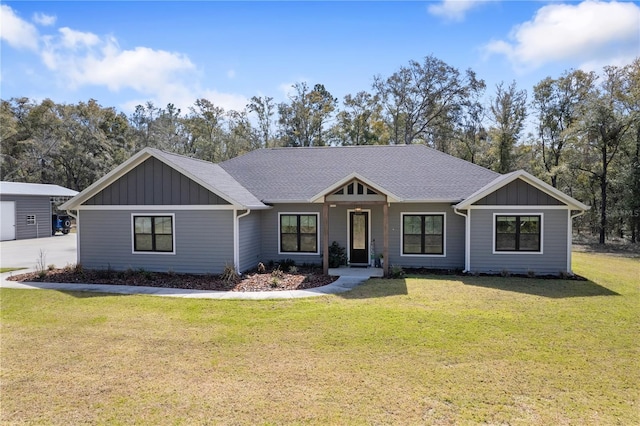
(1, 55, 638, 244)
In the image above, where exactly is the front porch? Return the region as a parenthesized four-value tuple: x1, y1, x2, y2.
(328, 266, 384, 278)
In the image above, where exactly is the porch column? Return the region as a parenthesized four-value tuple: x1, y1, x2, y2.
(323, 202, 329, 275)
(383, 202, 389, 276)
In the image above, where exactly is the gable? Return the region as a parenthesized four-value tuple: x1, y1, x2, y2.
(473, 178, 563, 206)
(324, 178, 387, 203)
(84, 157, 230, 206)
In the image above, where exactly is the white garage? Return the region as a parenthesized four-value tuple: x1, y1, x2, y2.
(0, 182, 78, 241)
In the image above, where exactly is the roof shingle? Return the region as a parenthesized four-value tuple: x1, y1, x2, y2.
(220, 145, 500, 202)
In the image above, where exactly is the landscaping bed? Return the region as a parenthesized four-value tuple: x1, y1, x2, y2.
(7, 265, 337, 292)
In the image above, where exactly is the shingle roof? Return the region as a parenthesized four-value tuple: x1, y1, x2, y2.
(0, 181, 78, 197)
(220, 145, 500, 202)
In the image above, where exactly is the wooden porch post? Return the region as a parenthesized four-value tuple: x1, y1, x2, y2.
(383, 202, 389, 276)
(323, 202, 329, 275)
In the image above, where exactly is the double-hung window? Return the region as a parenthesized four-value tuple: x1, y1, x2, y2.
(402, 214, 444, 255)
(133, 215, 174, 253)
(495, 215, 541, 252)
(280, 214, 318, 253)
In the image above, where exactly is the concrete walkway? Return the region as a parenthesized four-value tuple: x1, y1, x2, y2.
(1, 236, 380, 299)
(0, 269, 378, 300)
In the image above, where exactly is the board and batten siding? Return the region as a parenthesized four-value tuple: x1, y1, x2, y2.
(84, 157, 229, 206)
(474, 179, 563, 205)
(469, 208, 568, 274)
(388, 203, 465, 269)
(238, 211, 262, 272)
(78, 209, 234, 274)
(0, 194, 52, 239)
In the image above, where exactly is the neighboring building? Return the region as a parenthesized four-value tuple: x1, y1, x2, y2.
(60, 146, 589, 276)
(0, 182, 78, 241)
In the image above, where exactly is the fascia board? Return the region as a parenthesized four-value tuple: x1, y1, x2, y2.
(454, 170, 590, 211)
(60, 148, 154, 210)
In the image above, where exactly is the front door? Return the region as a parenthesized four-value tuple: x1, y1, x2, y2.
(349, 211, 369, 265)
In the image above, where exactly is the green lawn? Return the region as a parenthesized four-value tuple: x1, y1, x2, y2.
(0, 267, 24, 274)
(1, 252, 638, 424)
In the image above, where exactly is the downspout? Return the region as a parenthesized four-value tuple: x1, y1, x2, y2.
(567, 210, 586, 275)
(234, 208, 251, 273)
(453, 207, 470, 273)
(66, 210, 79, 266)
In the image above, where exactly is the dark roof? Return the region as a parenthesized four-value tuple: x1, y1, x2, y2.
(220, 145, 500, 202)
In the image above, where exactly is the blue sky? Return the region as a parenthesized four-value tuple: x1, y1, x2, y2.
(1, 1, 639, 115)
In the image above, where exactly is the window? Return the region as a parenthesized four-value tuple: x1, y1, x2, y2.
(402, 214, 444, 255)
(495, 215, 541, 252)
(26, 215, 36, 225)
(280, 214, 318, 253)
(133, 215, 174, 253)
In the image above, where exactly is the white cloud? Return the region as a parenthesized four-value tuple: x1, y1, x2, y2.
(2, 4, 250, 114)
(33, 12, 56, 26)
(227, 69, 236, 79)
(428, 0, 492, 22)
(0, 5, 39, 51)
(484, 0, 640, 70)
(58, 27, 101, 49)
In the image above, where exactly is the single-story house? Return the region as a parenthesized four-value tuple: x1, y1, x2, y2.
(1, 182, 78, 241)
(59, 145, 589, 276)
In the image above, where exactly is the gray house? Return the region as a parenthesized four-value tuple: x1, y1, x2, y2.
(60, 145, 589, 276)
(1, 182, 78, 241)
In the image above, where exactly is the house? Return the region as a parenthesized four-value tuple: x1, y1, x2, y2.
(0, 182, 78, 241)
(59, 145, 589, 276)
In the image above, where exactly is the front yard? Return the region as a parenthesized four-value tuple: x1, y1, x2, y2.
(1, 251, 638, 424)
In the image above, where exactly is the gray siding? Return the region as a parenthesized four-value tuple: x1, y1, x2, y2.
(0, 194, 52, 239)
(238, 211, 262, 272)
(78, 209, 234, 274)
(260, 204, 324, 265)
(388, 203, 465, 269)
(260, 202, 464, 269)
(85, 157, 229, 206)
(474, 179, 563, 205)
(469, 208, 569, 274)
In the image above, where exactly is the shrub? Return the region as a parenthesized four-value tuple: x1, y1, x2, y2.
(221, 263, 240, 284)
(47, 264, 56, 271)
(501, 269, 510, 278)
(389, 265, 405, 278)
(271, 267, 284, 279)
(288, 265, 298, 274)
(328, 241, 347, 268)
(278, 259, 296, 270)
(527, 269, 536, 278)
(257, 262, 266, 273)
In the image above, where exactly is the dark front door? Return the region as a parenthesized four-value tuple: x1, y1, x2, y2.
(349, 211, 369, 265)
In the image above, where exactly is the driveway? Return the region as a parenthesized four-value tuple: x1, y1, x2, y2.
(0, 234, 77, 270)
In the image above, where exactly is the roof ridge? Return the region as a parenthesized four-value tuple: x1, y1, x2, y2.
(148, 148, 222, 167)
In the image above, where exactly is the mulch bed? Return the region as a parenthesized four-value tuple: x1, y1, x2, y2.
(7, 266, 337, 292)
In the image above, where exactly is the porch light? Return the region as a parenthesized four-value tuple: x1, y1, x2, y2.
(355, 207, 362, 212)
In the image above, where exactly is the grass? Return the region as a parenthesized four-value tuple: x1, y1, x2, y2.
(0, 267, 24, 273)
(1, 251, 638, 424)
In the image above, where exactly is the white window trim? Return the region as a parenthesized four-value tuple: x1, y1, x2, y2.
(26, 215, 36, 225)
(278, 212, 320, 256)
(492, 212, 544, 255)
(346, 209, 372, 265)
(131, 213, 176, 255)
(400, 212, 447, 258)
